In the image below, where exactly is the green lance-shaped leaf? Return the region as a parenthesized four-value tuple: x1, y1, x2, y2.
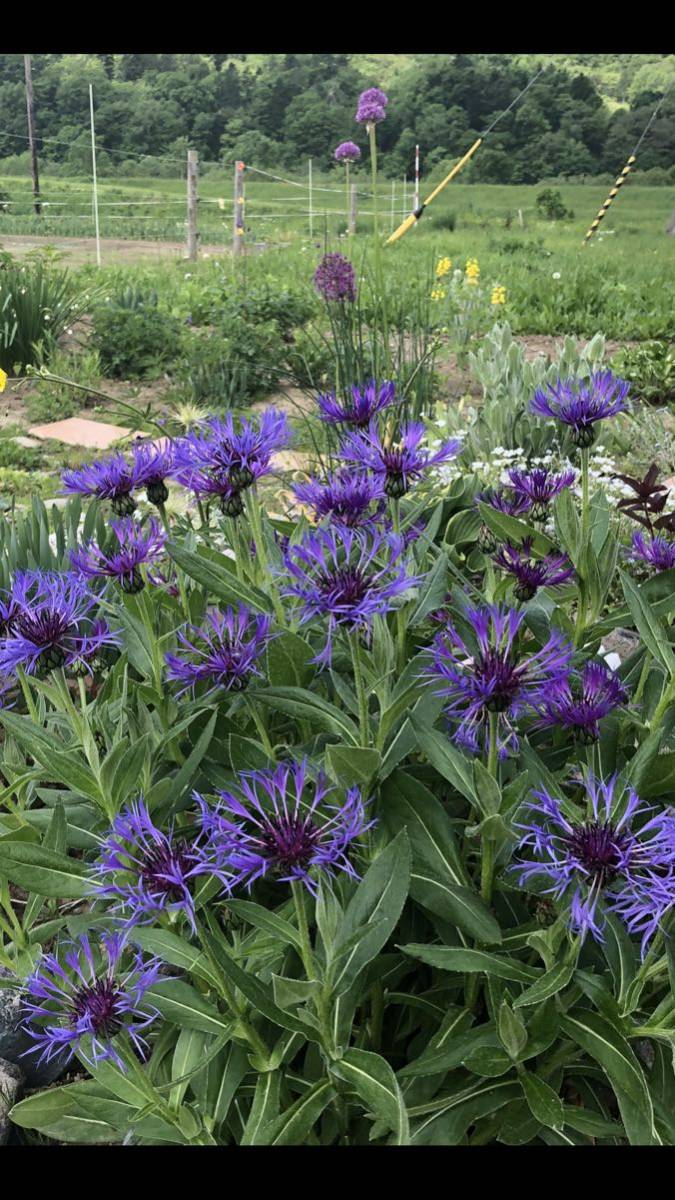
(0, 841, 90, 898)
(263, 1078, 335, 1145)
(620, 569, 675, 680)
(331, 1048, 410, 1145)
(401, 944, 541, 984)
(513, 958, 576, 1009)
(167, 540, 273, 613)
(146, 979, 233, 1038)
(241, 1071, 281, 1146)
(519, 1071, 565, 1132)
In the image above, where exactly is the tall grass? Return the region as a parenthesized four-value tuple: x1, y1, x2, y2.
(0, 260, 99, 373)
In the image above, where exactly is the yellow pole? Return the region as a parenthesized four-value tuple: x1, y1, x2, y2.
(386, 138, 483, 245)
(582, 154, 636, 245)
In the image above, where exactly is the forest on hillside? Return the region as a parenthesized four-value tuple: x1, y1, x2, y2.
(0, 53, 673, 182)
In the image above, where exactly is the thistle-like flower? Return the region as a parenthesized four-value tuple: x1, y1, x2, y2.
(70, 518, 166, 594)
(334, 141, 361, 163)
(530, 371, 630, 448)
(0, 571, 119, 677)
(62, 452, 142, 517)
(629, 531, 675, 574)
(193, 760, 373, 895)
(21, 932, 164, 1070)
(493, 538, 575, 601)
(475, 488, 532, 554)
(426, 603, 573, 756)
(293, 469, 386, 528)
(340, 421, 461, 498)
(173, 411, 290, 513)
(317, 380, 396, 428)
(92, 799, 207, 932)
(536, 660, 627, 743)
(513, 774, 675, 954)
(130, 441, 176, 507)
(165, 606, 273, 697)
(313, 252, 357, 303)
(507, 467, 576, 521)
(281, 526, 420, 666)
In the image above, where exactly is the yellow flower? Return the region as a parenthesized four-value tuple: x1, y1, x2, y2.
(430, 287, 447, 302)
(465, 257, 480, 281)
(0, 368, 7, 393)
(435, 256, 452, 278)
(491, 285, 507, 305)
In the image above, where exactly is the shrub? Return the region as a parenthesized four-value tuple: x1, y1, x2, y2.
(430, 209, 457, 231)
(0, 261, 98, 374)
(535, 188, 574, 222)
(91, 305, 183, 379)
(610, 341, 675, 405)
(173, 318, 287, 405)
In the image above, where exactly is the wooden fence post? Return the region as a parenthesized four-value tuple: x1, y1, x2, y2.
(349, 183, 357, 235)
(187, 149, 198, 261)
(233, 160, 245, 256)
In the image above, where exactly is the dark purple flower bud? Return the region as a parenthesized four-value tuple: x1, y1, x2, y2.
(131, 441, 176, 507)
(62, 452, 143, 516)
(313, 253, 357, 303)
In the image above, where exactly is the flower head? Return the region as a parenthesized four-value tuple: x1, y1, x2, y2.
(536, 660, 627, 743)
(530, 371, 630, 448)
(293, 468, 386, 528)
(356, 88, 388, 125)
(493, 538, 575, 601)
(62, 453, 142, 516)
(317, 380, 396, 428)
(165, 605, 273, 697)
(173, 410, 290, 513)
(340, 421, 461, 498)
(194, 760, 373, 895)
(70, 518, 166, 595)
(465, 257, 480, 283)
(281, 526, 420, 666)
(335, 141, 361, 163)
(313, 252, 357, 303)
(426, 603, 573, 756)
(130, 441, 176, 507)
(507, 466, 576, 521)
(436, 257, 452, 278)
(513, 774, 675, 954)
(629, 531, 675, 574)
(0, 570, 119, 677)
(22, 932, 164, 1070)
(491, 285, 506, 305)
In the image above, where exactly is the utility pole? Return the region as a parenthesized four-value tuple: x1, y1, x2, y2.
(23, 54, 41, 215)
(187, 149, 198, 261)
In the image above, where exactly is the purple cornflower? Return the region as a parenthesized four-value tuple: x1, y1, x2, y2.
(507, 467, 576, 521)
(426, 603, 573, 756)
(513, 774, 675, 954)
(317, 380, 396, 428)
(173, 410, 291, 515)
(475, 488, 532, 554)
(130, 440, 176, 507)
(356, 88, 389, 125)
(341, 421, 461, 498)
(629, 530, 675, 574)
(313, 252, 357, 303)
(293, 469, 386, 528)
(530, 371, 630, 448)
(536, 661, 627, 743)
(335, 141, 361, 163)
(21, 932, 164, 1070)
(62, 452, 142, 517)
(165, 606, 273, 697)
(493, 538, 575, 601)
(92, 799, 207, 933)
(193, 760, 373, 896)
(0, 570, 119, 677)
(281, 526, 420, 667)
(70, 518, 166, 595)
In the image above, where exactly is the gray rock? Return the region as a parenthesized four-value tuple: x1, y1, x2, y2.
(0, 967, 69, 1087)
(0, 1057, 23, 1145)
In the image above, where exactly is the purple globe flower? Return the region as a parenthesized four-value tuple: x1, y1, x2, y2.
(317, 380, 396, 428)
(507, 467, 577, 521)
(130, 441, 176, 507)
(314, 253, 357, 303)
(21, 932, 164, 1070)
(335, 141, 361, 163)
(629, 531, 675, 574)
(340, 421, 462, 498)
(530, 371, 630, 448)
(92, 799, 208, 933)
(193, 760, 374, 896)
(70, 518, 166, 595)
(165, 606, 273, 697)
(426, 603, 573, 756)
(356, 88, 389, 125)
(281, 526, 421, 666)
(0, 570, 119, 677)
(173, 410, 291, 515)
(294, 469, 386, 529)
(62, 452, 142, 517)
(536, 660, 627, 743)
(513, 774, 675, 954)
(493, 538, 575, 601)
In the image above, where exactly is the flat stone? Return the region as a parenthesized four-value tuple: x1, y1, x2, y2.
(0, 1057, 23, 1145)
(28, 416, 145, 450)
(12, 436, 41, 449)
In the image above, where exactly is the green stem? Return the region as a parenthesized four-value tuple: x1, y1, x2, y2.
(291, 882, 335, 1058)
(368, 122, 389, 377)
(349, 630, 370, 747)
(245, 489, 285, 626)
(16, 666, 39, 723)
(193, 917, 270, 1062)
(574, 448, 590, 648)
(650, 677, 675, 732)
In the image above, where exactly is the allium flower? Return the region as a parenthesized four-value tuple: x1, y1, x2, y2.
(193, 760, 373, 895)
(513, 774, 675, 954)
(70, 518, 166, 594)
(426, 603, 573, 756)
(355, 88, 388, 124)
(340, 421, 461, 498)
(335, 141, 361, 163)
(0, 571, 119, 677)
(507, 467, 576, 521)
(493, 538, 575, 601)
(313, 252, 357, 303)
(317, 379, 396, 428)
(293, 469, 386, 528)
(22, 932, 164, 1070)
(629, 531, 675, 574)
(62, 452, 142, 517)
(530, 371, 630, 448)
(536, 661, 627, 742)
(130, 441, 176, 507)
(173, 411, 290, 514)
(92, 799, 207, 932)
(165, 606, 273, 697)
(281, 526, 421, 666)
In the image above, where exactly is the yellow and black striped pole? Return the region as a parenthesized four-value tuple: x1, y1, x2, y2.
(582, 93, 668, 246)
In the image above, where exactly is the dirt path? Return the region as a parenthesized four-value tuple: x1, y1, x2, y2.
(0, 233, 232, 267)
